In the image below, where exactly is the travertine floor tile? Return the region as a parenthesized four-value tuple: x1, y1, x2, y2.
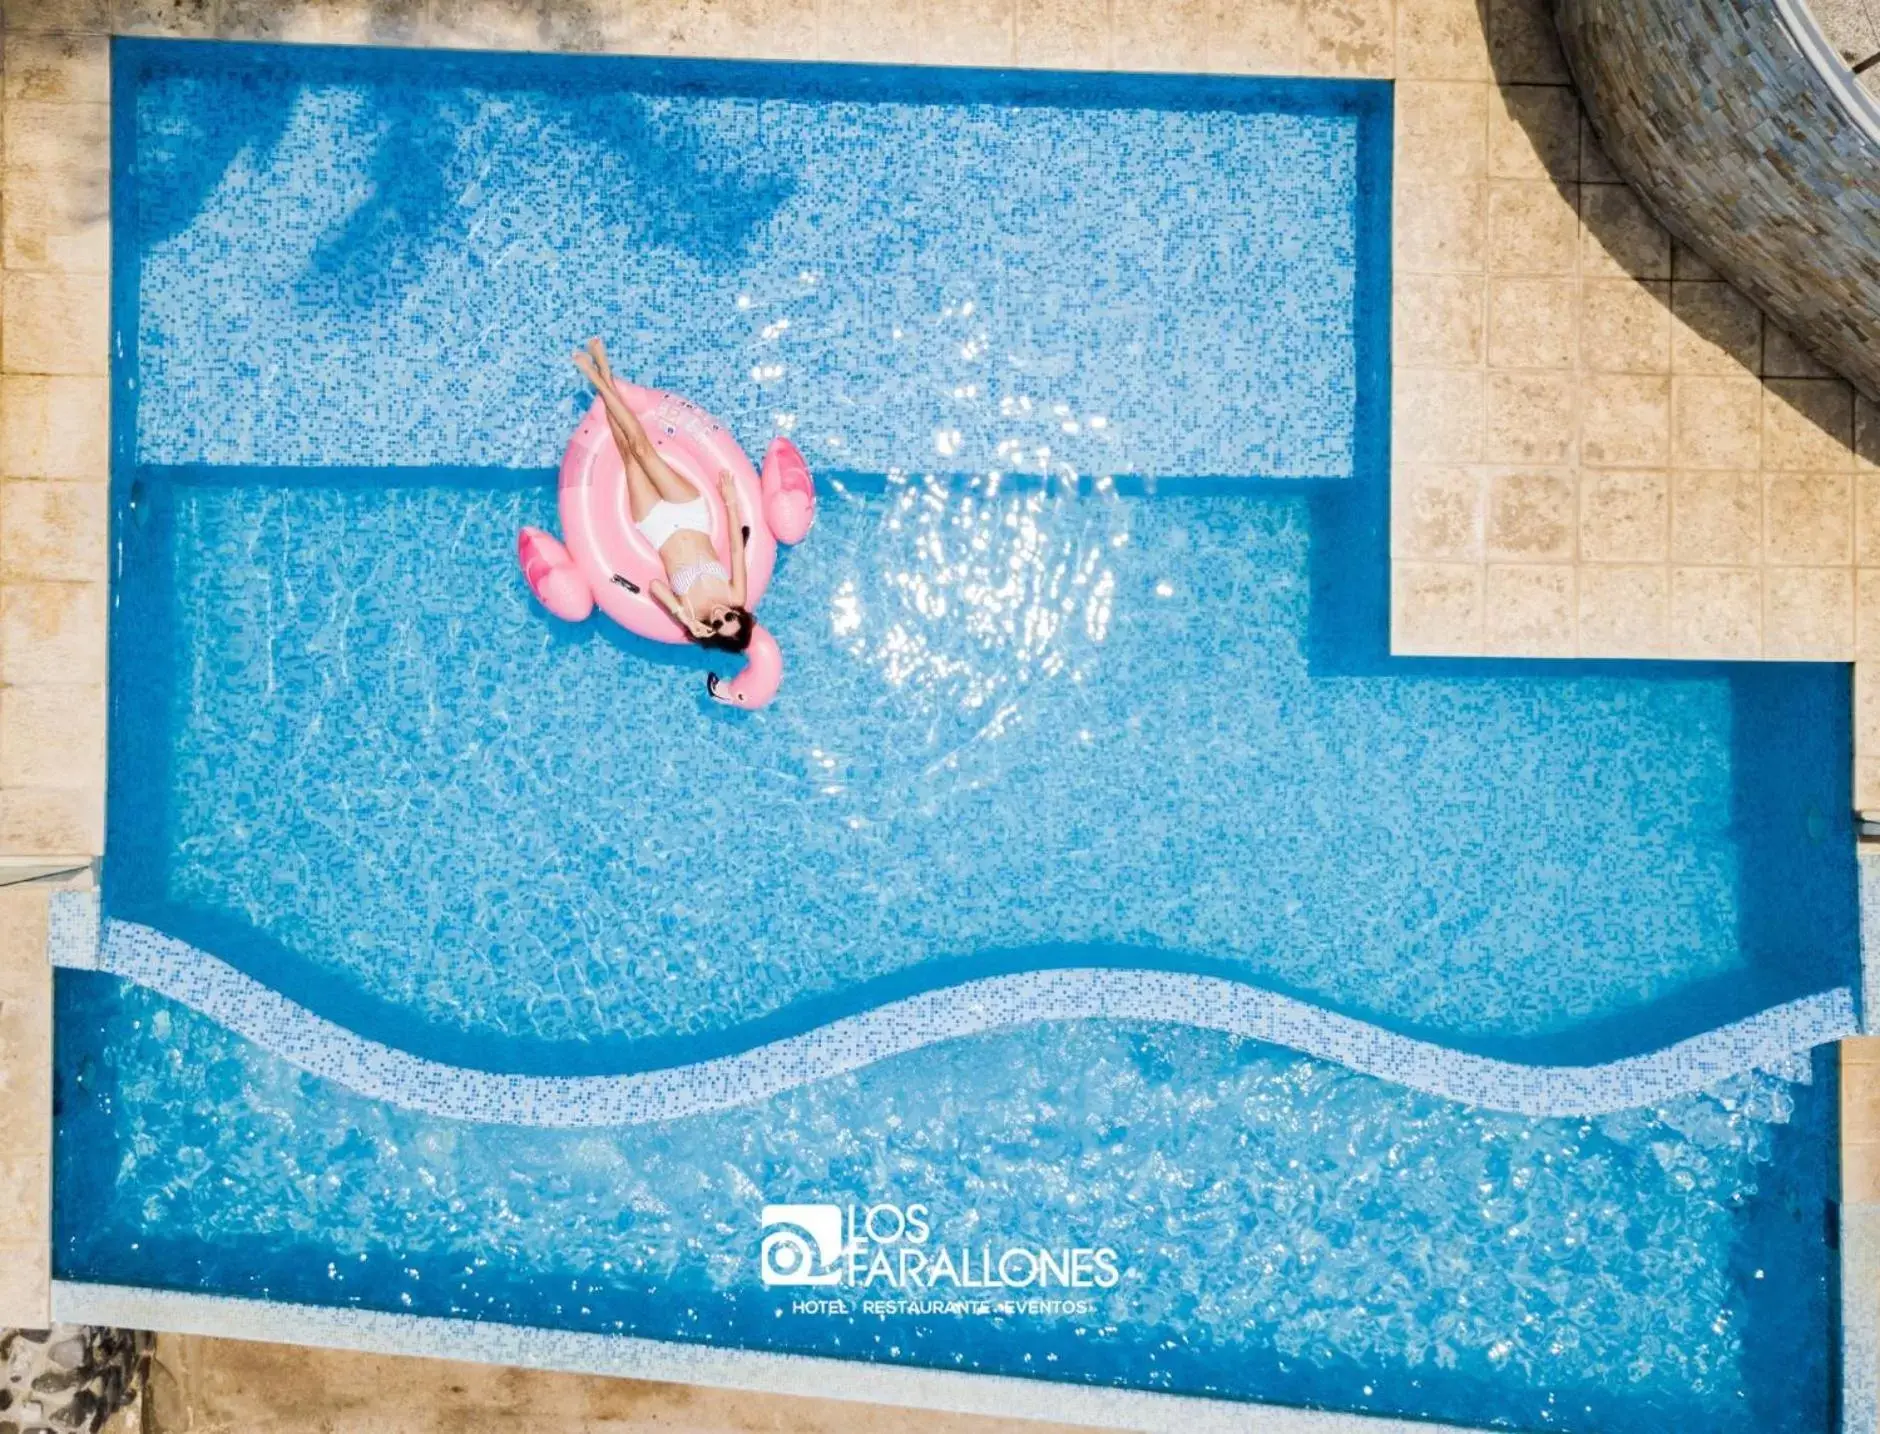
(0, 376, 109, 480)
(0, 786, 101, 854)
(1579, 182, 1670, 279)
(1672, 468, 1762, 565)
(1202, 0, 1303, 73)
(0, 1240, 50, 1329)
(297, 0, 431, 46)
(1484, 370, 1576, 464)
(1395, 82, 1490, 180)
(2, 272, 108, 375)
(1857, 662, 1880, 760)
(1392, 464, 1486, 560)
(0, 685, 107, 788)
(1395, 368, 1485, 463)
(1857, 572, 1880, 658)
(1483, 562, 1574, 653)
(1764, 566, 1854, 659)
(1857, 757, 1880, 809)
(1670, 280, 1763, 375)
(1487, 84, 1579, 182)
(1860, 473, 1880, 563)
(114, 0, 220, 36)
(1393, 560, 1485, 652)
(823, 0, 923, 61)
(1015, 0, 1109, 68)
(0, 984, 50, 1148)
(1577, 563, 1667, 655)
(0, 887, 50, 1002)
(3, 101, 109, 173)
(1488, 275, 1574, 369)
(0, 479, 109, 580)
(1578, 114, 1620, 184)
(1485, 466, 1574, 561)
(0, 580, 108, 684)
(1395, 178, 1488, 273)
(219, 0, 339, 43)
(419, 0, 549, 50)
(1485, 0, 1568, 83)
(1397, 0, 1491, 80)
(1672, 375, 1763, 470)
(159, 1334, 1107, 1434)
(1669, 566, 1762, 657)
(1579, 278, 1670, 373)
(0, 1152, 48, 1236)
(1396, 272, 1487, 367)
(1672, 240, 1721, 282)
(1849, 1141, 1880, 1203)
(1764, 472, 1853, 566)
(1764, 323, 1833, 379)
(1110, 0, 1301, 74)
(3, 165, 111, 276)
(1764, 378, 1856, 472)
(3, 34, 111, 106)
(1302, 0, 1392, 78)
(2, 0, 110, 31)
(1579, 468, 1668, 563)
(920, 0, 1016, 66)
(1486, 179, 1579, 273)
(1580, 374, 1670, 468)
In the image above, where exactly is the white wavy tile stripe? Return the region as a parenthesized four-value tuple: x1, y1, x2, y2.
(47, 900, 1856, 1126)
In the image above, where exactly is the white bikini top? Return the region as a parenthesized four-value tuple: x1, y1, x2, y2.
(671, 558, 730, 598)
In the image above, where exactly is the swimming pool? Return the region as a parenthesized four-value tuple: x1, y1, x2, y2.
(55, 38, 1857, 1433)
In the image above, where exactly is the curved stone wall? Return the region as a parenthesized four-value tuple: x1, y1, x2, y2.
(1554, 0, 1880, 399)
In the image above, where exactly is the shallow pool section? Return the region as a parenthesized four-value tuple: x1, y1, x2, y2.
(67, 38, 1859, 1434)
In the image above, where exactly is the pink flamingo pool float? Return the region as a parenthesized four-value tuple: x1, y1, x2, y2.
(517, 383, 814, 709)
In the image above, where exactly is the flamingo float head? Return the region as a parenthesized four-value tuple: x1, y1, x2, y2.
(706, 623, 783, 710)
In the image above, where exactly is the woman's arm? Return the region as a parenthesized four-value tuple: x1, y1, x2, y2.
(720, 471, 749, 607)
(650, 579, 705, 637)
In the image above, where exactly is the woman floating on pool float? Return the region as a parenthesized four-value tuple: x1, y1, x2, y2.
(517, 338, 815, 709)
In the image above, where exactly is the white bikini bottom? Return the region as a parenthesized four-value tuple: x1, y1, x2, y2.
(637, 496, 711, 550)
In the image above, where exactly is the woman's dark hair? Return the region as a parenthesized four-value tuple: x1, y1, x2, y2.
(696, 606, 755, 654)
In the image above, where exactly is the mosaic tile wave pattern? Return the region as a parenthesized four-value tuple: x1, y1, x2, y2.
(61, 910, 1856, 1124)
(55, 968, 1839, 1434)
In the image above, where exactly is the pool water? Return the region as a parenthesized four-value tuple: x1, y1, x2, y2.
(56, 976, 1840, 1434)
(60, 37, 1856, 1434)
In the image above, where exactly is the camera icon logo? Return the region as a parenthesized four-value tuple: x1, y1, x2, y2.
(759, 1203, 845, 1287)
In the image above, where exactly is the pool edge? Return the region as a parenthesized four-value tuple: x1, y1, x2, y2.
(47, 1279, 1485, 1434)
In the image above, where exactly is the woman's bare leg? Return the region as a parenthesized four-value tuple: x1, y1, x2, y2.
(572, 349, 664, 521)
(602, 409, 663, 523)
(577, 340, 699, 505)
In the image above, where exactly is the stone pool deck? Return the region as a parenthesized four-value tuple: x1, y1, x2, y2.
(134, 1330, 1100, 1434)
(1, 0, 1876, 1429)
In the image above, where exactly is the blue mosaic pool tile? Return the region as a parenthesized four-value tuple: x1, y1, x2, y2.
(129, 50, 1362, 480)
(1861, 849, 1880, 1029)
(48, 889, 101, 970)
